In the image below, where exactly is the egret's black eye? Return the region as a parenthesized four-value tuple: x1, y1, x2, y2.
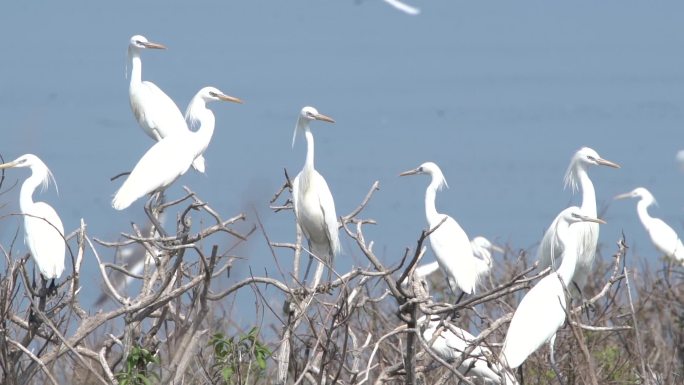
(209, 91, 218, 97)
(418, 167, 424, 172)
(587, 155, 596, 161)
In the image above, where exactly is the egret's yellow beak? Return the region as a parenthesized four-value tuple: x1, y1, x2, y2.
(141, 41, 166, 50)
(216, 93, 243, 104)
(313, 113, 335, 123)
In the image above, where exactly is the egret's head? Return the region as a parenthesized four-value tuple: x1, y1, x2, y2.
(195, 86, 243, 104)
(399, 162, 448, 190)
(0, 154, 57, 193)
(564, 147, 620, 192)
(555, 206, 606, 240)
(129, 35, 166, 51)
(292, 106, 335, 148)
(614, 187, 655, 205)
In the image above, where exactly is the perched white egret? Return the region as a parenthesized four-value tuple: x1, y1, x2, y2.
(537, 147, 619, 290)
(127, 34, 205, 172)
(615, 187, 684, 264)
(400, 162, 481, 295)
(112, 86, 242, 210)
(0, 154, 65, 287)
(470, 236, 504, 272)
(95, 213, 165, 306)
(420, 316, 513, 384)
(501, 207, 605, 369)
(415, 236, 502, 289)
(291, 106, 340, 280)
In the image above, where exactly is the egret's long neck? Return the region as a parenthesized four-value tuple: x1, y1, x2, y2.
(556, 223, 579, 283)
(424, 177, 440, 223)
(128, 47, 142, 87)
(474, 249, 493, 276)
(577, 168, 596, 216)
(636, 198, 655, 229)
(19, 172, 42, 213)
(303, 126, 315, 173)
(186, 98, 215, 158)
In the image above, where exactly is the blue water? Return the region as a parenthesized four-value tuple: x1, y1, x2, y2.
(1, 1, 683, 311)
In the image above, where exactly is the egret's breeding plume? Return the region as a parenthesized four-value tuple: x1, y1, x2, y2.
(420, 316, 514, 384)
(291, 106, 340, 281)
(127, 34, 205, 172)
(537, 147, 619, 290)
(0, 154, 65, 289)
(501, 207, 606, 370)
(415, 236, 502, 288)
(615, 187, 684, 264)
(112, 87, 242, 210)
(400, 162, 481, 295)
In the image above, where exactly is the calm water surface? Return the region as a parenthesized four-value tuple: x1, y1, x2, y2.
(0, 1, 683, 312)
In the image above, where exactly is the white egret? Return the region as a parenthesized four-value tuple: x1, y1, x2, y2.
(501, 207, 605, 369)
(615, 187, 684, 264)
(95, 213, 165, 306)
(415, 236, 503, 289)
(537, 147, 619, 291)
(0, 154, 65, 289)
(127, 34, 205, 172)
(381, 0, 421, 15)
(420, 316, 513, 384)
(400, 162, 482, 295)
(291, 106, 340, 281)
(112, 86, 242, 210)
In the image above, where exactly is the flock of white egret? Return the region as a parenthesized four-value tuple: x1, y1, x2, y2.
(1, 34, 683, 383)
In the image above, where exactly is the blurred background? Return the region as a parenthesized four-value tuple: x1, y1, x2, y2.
(0, 1, 682, 315)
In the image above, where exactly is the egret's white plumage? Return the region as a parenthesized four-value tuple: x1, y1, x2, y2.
(381, 0, 421, 15)
(415, 236, 502, 289)
(113, 87, 242, 210)
(291, 106, 340, 274)
(615, 187, 684, 264)
(0, 154, 65, 279)
(420, 316, 512, 384)
(127, 35, 205, 172)
(676, 150, 684, 172)
(400, 162, 481, 295)
(537, 147, 619, 290)
(95, 213, 165, 306)
(502, 207, 605, 369)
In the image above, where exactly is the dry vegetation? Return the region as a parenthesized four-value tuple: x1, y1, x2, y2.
(0, 176, 682, 385)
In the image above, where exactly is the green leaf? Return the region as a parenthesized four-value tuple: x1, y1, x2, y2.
(256, 355, 266, 370)
(222, 366, 234, 381)
(136, 373, 152, 385)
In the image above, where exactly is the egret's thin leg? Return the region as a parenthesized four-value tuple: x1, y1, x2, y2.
(31, 268, 37, 293)
(326, 257, 333, 283)
(302, 256, 314, 285)
(445, 277, 457, 297)
(144, 193, 168, 238)
(549, 338, 564, 385)
(29, 276, 48, 326)
(47, 279, 57, 297)
(39, 275, 47, 298)
(455, 291, 466, 304)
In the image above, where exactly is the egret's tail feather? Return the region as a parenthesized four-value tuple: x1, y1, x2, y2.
(311, 242, 334, 283)
(112, 188, 136, 210)
(191, 155, 206, 173)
